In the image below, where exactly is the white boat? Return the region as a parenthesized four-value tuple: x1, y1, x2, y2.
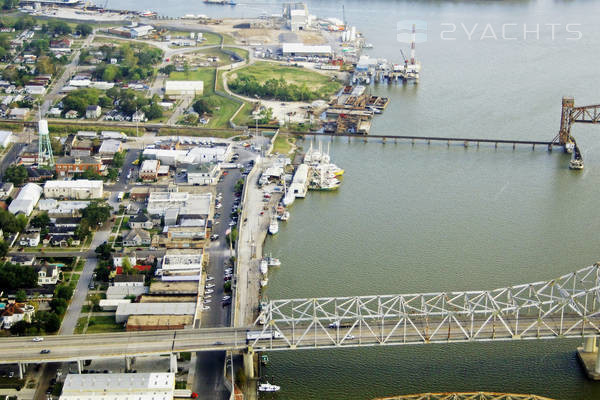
(260, 259, 268, 275)
(364, 43, 374, 49)
(258, 382, 280, 392)
(569, 146, 584, 170)
(269, 216, 279, 235)
(278, 211, 290, 221)
(266, 255, 281, 266)
(565, 141, 575, 154)
(260, 278, 269, 287)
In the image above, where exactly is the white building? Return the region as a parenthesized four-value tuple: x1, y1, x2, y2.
(38, 200, 90, 215)
(18, 231, 40, 247)
(44, 180, 103, 199)
(113, 275, 145, 287)
(164, 80, 204, 97)
(1, 304, 34, 329)
(98, 139, 122, 156)
(98, 299, 131, 311)
(143, 144, 231, 166)
(140, 159, 160, 181)
(36, 265, 59, 285)
(160, 251, 204, 273)
(106, 285, 148, 300)
(130, 25, 155, 38)
(282, 43, 332, 57)
(147, 192, 211, 217)
(59, 373, 175, 400)
(0, 130, 12, 147)
(113, 254, 136, 268)
(8, 183, 42, 216)
(115, 303, 196, 323)
(186, 163, 219, 185)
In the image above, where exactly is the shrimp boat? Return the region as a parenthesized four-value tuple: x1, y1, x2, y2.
(569, 145, 584, 170)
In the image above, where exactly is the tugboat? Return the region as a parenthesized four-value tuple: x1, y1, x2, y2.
(258, 382, 280, 392)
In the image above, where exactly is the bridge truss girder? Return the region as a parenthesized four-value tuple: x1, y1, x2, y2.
(558, 97, 600, 145)
(251, 265, 600, 350)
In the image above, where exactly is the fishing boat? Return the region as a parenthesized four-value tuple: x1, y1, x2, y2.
(260, 278, 269, 287)
(260, 259, 268, 275)
(319, 178, 341, 191)
(328, 163, 345, 177)
(258, 382, 280, 392)
(268, 216, 279, 235)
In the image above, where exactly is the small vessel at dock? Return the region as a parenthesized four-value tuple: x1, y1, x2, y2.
(260, 259, 268, 275)
(266, 254, 281, 267)
(569, 145, 584, 170)
(268, 216, 279, 235)
(278, 210, 290, 221)
(260, 278, 269, 287)
(258, 382, 280, 392)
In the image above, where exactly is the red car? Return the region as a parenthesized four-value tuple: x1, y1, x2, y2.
(223, 172, 228, 176)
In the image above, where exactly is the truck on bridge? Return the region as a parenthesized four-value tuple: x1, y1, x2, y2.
(246, 330, 282, 343)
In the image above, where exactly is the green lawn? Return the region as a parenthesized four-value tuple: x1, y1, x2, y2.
(223, 47, 249, 63)
(169, 68, 241, 129)
(85, 316, 124, 334)
(272, 134, 295, 155)
(232, 61, 342, 97)
(74, 317, 87, 334)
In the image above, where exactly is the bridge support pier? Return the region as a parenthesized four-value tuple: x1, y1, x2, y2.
(125, 356, 135, 372)
(17, 362, 23, 380)
(584, 337, 597, 353)
(76, 360, 83, 374)
(169, 353, 178, 373)
(243, 347, 255, 379)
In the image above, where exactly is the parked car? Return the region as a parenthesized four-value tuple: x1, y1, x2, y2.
(32, 337, 43, 342)
(40, 349, 50, 354)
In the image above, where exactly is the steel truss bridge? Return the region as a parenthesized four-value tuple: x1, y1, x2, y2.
(248, 264, 600, 350)
(1, 265, 600, 366)
(372, 393, 555, 400)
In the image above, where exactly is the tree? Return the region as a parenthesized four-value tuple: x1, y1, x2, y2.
(89, 293, 101, 311)
(112, 151, 125, 168)
(15, 289, 27, 302)
(35, 55, 55, 75)
(50, 297, 67, 315)
(43, 312, 60, 333)
(143, 103, 163, 120)
(4, 164, 28, 185)
(234, 178, 244, 194)
(94, 263, 110, 282)
(122, 257, 133, 275)
(192, 98, 217, 115)
(106, 168, 119, 181)
(54, 284, 74, 301)
(75, 23, 93, 37)
(30, 212, 50, 228)
(0, 263, 37, 290)
(80, 167, 102, 180)
(82, 202, 111, 227)
(95, 243, 113, 260)
(0, 241, 8, 258)
(226, 227, 238, 246)
(9, 320, 29, 335)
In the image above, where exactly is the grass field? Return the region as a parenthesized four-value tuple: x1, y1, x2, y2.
(272, 133, 295, 154)
(85, 316, 124, 334)
(169, 68, 241, 129)
(233, 61, 342, 97)
(223, 47, 249, 63)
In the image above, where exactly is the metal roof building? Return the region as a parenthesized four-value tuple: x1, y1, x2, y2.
(8, 183, 42, 216)
(59, 372, 175, 400)
(115, 302, 196, 323)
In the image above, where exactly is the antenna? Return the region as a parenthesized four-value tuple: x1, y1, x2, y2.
(410, 23, 416, 65)
(342, 5, 346, 29)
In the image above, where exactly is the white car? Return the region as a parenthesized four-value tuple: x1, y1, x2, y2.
(206, 284, 215, 289)
(205, 289, 214, 294)
(202, 306, 210, 311)
(215, 204, 222, 209)
(222, 296, 231, 301)
(345, 335, 356, 340)
(206, 276, 214, 281)
(204, 299, 212, 304)
(32, 337, 43, 342)
(204, 295, 212, 299)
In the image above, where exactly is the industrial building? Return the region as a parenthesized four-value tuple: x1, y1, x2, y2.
(282, 43, 332, 57)
(59, 373, 175, 400)
(147, 192, 211, 217)
(0, 130, 12, 147)
(143, 144, 232, 166)
(106, 285, 148, 300)
(43, 180, 104, 199)
(164, 80, 204, 97)
(283, 3, 312, 31)
(8, 183, 42, 216)
(160, 250, 204, 273)
(186, 163, 219, 185)
(140, 159, 161, 181)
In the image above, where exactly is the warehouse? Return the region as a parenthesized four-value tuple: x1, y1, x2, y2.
(59, 373, 175, 400)
(44, 180, 103, 199)
(115, 302, 196, 323)
(164, 80, 204, 97)
(8, 183, 42, 216)
(282, 43, 332, 57)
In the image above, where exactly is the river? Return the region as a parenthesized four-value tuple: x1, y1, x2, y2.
(115, 0, 600, 398)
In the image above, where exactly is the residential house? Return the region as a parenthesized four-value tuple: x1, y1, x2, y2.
(1, 303, 35, 329)
(10, 255, 36, 266)
(65, 110, 78, 119)
(113, 274, 145, 287)
(132, 110, 146, 122)
(8, 108, 30, 120)
(0, 182, 14, 199)
(85, 105, 101, 119)
(18, 231, 40, 247)
(113, 253, 137, 268)
(35, 265, 59, 285)
(123, 229, 151, 247)
(128, 212, 153, 230)
(50, 38, 71, 49)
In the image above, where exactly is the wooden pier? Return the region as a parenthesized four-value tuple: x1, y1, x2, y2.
(290, 131, 562, 151)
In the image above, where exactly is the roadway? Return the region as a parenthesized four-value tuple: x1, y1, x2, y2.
(1, 316, 598, 365)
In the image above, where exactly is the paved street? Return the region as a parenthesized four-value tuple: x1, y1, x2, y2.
(59, 227, 111, 335)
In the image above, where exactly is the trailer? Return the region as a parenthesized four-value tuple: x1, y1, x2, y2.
(246, 330, 282, 343)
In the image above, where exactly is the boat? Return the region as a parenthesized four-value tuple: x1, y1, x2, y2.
(260, 278, 269, 287)
(364, 43, 374, 49)
(565, 141, 575, 154)
(278, 211, 290, 221)
(268, 216, 279, 235)
(319, 178, 341, 191)
(569, 146, 584, 170)
(258, 382, 280, 392)
(260, 354, 269, 365)
(266, 255, 281, 266)
(260, 259, 268, 275)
